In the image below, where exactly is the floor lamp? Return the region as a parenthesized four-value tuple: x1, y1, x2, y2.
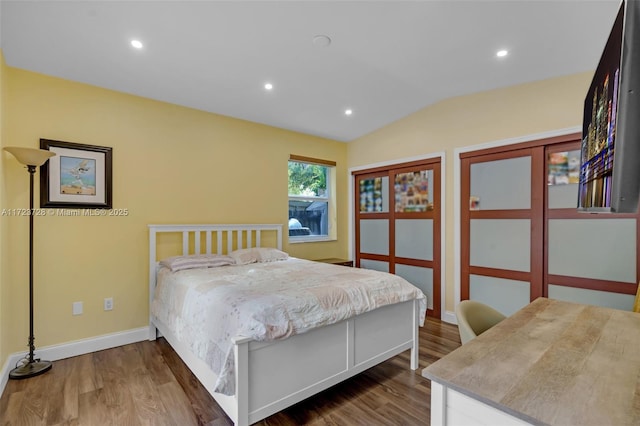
(4, 146, 56, 379)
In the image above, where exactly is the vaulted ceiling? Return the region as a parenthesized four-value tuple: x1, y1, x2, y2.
(0, 0, 621, 141)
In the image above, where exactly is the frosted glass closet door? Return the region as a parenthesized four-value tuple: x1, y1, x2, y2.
(392, 169, 437, 311)
(395, 219, 434, 309)
(546, 148, 638, 310)
(356, 161, 441, 318)
(468, 156, 532, 315)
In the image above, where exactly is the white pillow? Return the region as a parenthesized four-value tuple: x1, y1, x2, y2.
(160, 254, 235, 272)
(229, 247, 289, 265)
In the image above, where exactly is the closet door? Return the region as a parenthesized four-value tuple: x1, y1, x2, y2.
(461, 149, 544, 316)
(355, 158, 441, 318)
(392, 163, 441, 318)
(545, 142, 639, 310)
(461, 133, 640, 314)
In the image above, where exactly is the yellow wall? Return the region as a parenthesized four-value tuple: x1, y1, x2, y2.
(0, 50, 7, 367)
(348, 72, 592, 313)
(2, 67, 348, 353)
(0, 61, 593, 357)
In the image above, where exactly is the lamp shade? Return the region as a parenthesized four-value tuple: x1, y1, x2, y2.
(4, 147, 55, 166)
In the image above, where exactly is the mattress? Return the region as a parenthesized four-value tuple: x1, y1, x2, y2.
(151, 257, 427, 395)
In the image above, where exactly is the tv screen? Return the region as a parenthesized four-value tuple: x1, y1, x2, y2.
(579, 0, 640, 213)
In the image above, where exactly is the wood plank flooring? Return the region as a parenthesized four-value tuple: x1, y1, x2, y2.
(0, 318, 460, 425)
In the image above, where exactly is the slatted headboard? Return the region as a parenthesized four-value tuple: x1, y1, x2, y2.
(148, 224, 283, 320)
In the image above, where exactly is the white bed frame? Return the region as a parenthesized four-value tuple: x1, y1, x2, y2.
(148, 224, 421, 426)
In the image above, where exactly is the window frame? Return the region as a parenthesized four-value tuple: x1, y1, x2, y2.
(288, 155, 337, 243)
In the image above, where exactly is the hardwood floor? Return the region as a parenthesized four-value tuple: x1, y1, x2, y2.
(0, 318, 461, 425)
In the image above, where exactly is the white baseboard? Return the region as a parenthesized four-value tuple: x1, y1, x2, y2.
(442, 310, 457, 325)
(0, 326, 148, 398)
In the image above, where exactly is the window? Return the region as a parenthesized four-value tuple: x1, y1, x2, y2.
(288, 155, 336, 241)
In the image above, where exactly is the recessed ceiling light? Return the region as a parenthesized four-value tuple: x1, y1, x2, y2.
(264, 83, 273, 90)
(313, 35, 332, 47)
(345, 109, 353, 116)
(131, 40, 143, 49)
(496, 49, 508, 58)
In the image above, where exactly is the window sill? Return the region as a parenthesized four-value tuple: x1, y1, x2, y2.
(288, 236, 335, 244)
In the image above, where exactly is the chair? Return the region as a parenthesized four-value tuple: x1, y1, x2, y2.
(455, 300, 507, 344)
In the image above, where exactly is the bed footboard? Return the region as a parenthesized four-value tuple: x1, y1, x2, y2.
(150, 298, 419, 426)
(238, 299, 419, 425)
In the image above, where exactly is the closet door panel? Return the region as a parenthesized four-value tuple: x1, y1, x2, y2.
(394, 170, 434, 212)
(470, 275, 530, 316)
(360, 259, 389, 273)
(470, 219, 531, 272)
(548, 219, 636, 283)
(359, 176, 390, 213)
(548, 184, 579, 209)
(359, 219, 389, 256)
(395, 219, 433, 261)
(548, 284, 636, 311)
(396, 264, 433, 310)
(547, 149, 580, 209)
(470, 157, 531, 210)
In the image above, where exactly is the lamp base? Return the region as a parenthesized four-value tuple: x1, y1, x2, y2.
(9, 360, 52, 380)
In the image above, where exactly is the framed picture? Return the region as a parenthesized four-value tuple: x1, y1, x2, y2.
(39, 139, 113, 209)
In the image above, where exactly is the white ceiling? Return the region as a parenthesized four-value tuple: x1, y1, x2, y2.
(0, 0, 622, 142)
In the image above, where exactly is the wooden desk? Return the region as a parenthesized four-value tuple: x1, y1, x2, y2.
(422, 298, 640, 426)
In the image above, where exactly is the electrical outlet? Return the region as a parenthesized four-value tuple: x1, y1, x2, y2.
(104, 297, 113, 311)
(72, 301, 83, 316)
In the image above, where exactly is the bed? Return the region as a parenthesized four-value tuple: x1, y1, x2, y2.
(148, 224, 426, 425)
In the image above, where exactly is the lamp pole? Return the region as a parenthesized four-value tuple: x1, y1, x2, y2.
(26, 165, 37, 365)
(4, 146, 55, 379)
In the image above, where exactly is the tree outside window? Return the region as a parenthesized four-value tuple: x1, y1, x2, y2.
(288, 159, 332, 239)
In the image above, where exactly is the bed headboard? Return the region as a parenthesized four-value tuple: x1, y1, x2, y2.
(148, 224, 283, 324)
(149, 223, 282, 258)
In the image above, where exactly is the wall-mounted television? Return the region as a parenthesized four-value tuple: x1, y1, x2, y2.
(579, 0, 640, 213)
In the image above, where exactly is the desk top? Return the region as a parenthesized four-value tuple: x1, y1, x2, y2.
(422, 298, 640, 426)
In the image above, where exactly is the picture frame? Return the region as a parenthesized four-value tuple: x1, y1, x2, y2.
(39, 139, 113, 209)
